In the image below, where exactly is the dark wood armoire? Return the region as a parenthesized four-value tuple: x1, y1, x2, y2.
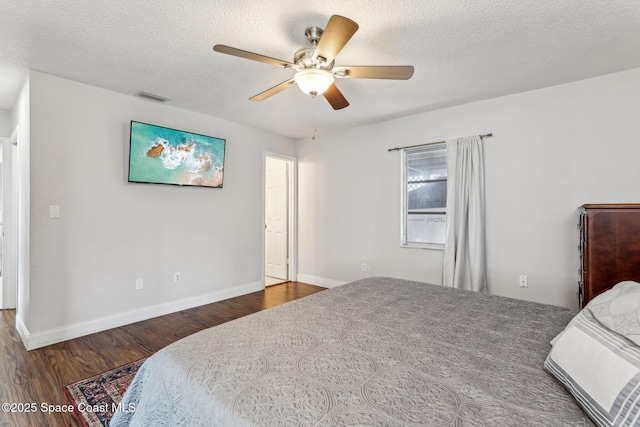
(579, 204, 640, 307)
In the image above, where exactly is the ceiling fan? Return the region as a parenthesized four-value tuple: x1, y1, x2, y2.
(213, 15, 414, 110)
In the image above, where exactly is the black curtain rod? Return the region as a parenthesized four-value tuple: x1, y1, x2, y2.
(387, 133, 493, 152)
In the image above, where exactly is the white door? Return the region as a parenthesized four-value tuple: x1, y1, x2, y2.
(265, 157, 288, 280)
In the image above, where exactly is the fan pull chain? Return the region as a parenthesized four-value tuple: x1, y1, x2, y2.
(312, 98, 317, 140)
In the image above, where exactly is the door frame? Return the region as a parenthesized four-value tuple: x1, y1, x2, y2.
(1, 127, 18, 310)
(262, 152, 297, 288)
(0, 138, 4, 309)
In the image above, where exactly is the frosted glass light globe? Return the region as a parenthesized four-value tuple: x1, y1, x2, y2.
(294, 68, 334, 97)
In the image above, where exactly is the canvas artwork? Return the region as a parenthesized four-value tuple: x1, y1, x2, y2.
(128, 121, 226, 188)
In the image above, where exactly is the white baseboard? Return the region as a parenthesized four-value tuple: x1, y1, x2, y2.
(297, 274, 347, 289)
(15, 313, 29, 348)
(21, 281, 264, 350)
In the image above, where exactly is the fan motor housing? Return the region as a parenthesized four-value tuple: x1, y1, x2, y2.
(294, 26, 334, 69)
(294, 46, 315, 68)
(294, 46, 334, 70)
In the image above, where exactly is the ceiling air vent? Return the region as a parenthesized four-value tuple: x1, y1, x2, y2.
(138, 92, 169, 103)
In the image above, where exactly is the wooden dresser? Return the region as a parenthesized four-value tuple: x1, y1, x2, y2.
(579, 204, 640, 307)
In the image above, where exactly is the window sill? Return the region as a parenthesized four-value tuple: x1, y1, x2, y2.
(400, 243, 444, 251)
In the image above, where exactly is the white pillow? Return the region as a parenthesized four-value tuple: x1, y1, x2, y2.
(545, 308, 640, 427)
(587, 281, 640, 346)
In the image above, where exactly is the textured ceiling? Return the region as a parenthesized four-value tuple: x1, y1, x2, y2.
(1, 0, 639, 139)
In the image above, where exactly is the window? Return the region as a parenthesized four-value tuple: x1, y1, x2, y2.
(401, 144, 447, 249)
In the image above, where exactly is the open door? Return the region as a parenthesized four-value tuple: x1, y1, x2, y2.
(265, 157, 288, 281)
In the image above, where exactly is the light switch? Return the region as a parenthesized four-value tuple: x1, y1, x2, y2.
(49, 205, 61, 219)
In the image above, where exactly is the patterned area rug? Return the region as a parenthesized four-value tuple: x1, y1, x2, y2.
(64, 358, 147, 427)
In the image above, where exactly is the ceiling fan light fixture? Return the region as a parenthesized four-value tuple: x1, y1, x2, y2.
(213, 15, 413, 109)
(294, 68, 334, 97)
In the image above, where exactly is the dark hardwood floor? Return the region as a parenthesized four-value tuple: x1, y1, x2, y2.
(0, 282, 324, 427)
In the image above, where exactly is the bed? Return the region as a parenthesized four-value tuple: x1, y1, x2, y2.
(111, 276, 597, 426)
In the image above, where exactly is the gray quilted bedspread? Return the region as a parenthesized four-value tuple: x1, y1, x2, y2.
(111, 277, 594, 426)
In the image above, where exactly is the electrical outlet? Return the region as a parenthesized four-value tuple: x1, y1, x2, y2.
(361, 263, 368, 272)
(519, 275, 528, 288)
(135, 278, 143, 290)
(174, 273, 181, 283)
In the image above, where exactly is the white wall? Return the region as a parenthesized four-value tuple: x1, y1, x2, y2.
(297, 67, 640, 309)
(0, 107, 9, 310)
(0, 109, 10, 136)
(22, 71, 296, 348)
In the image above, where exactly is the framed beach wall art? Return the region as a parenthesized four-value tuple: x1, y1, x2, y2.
(128, 121, 226, 188)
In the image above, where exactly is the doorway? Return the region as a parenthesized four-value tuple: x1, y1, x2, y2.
(263, 153, 296, 287)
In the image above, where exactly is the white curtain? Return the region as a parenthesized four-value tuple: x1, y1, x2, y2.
(442, 135, 487, 292)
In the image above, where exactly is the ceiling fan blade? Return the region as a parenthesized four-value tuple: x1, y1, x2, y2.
(323, 84, 349, 110)
(312, 15, 359, 65)
(213, 45, 295, 68)
(333, 66, 414, 80)
(249, 79, 296, 101)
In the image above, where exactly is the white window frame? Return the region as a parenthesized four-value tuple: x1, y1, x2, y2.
(400, 144, 447, 250)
